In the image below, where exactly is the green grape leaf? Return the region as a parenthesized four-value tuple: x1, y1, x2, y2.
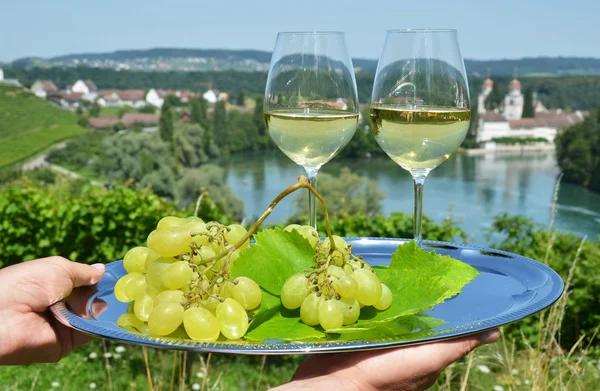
(351, 241, 479, 327)
(248, 290, 281, 332)
(230, 229, 315, 296)
(245, 308, 327, 341)
(329, 312, 445, 339)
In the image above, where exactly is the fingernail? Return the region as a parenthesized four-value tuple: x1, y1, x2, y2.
(480, 329, 500, 344)
(92, 263, 106, 271)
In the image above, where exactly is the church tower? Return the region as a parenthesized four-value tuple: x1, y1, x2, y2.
(503, 76, 524, 120)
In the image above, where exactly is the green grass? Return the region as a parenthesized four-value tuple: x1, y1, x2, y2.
(99, 106, 122, 117)
(0, 86, 87, 167)
(0, 125, 87, 167)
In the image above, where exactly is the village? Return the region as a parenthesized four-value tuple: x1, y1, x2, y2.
(26, 77, 233, 130)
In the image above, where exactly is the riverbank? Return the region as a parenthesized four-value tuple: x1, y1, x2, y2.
(461, 143, 555, 156)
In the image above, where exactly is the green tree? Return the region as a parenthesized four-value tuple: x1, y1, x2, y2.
(485, 81, 502, 111)
(159, 99, 174, 143)
(190, 97, 209, 128)
(253, 96, 266, 136)
(236, 90, 246, 106)
(522, 87, 535, 118)
(88, 102, 101, 117)
(212, 100, 228, 149)
(118, 105, 132, 118)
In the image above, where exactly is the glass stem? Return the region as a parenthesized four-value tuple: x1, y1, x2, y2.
(306, 169, 318, 229)
(413, 175, 426, 247)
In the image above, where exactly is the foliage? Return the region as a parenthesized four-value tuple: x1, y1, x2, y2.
(485, 81, 503, 111)
(555, 104, 600, 192)
(488, 213, 600, 348)
(47, 132, 108, 168)
(492, 136, 549, 144)
(0, 180, 228, 268)
(138, 104, 156, 114)
(159, 98, 174, 142)
(292, 167, 385, 221)
(522, 87, 534, 118)
(177, 165, 244, 220)
(88, 102, 101, 117)
(323, 212, 468, 243)
(212, 100, 228, 151)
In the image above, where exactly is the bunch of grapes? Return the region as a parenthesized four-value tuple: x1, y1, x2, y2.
(280, 225, 392, 331)
(114, 216, 261, 342)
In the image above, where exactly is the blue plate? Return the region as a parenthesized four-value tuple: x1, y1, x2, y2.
(51, 238, 564, 354)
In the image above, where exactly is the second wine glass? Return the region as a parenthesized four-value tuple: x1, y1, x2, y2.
(264, 31, 359, 228)
(370, 29, 471, 246)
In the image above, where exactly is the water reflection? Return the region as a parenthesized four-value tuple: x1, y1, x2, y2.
(224, 152, 600, 244)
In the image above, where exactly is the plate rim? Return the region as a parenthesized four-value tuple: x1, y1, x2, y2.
(50, 238, 565, 355)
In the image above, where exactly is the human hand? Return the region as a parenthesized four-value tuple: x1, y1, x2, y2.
(275, 329, 499, 391)
(0, 256, 105, 365)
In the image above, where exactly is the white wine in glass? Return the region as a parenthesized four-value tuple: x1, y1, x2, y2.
(370, 30, 471, 246)
(264, 32, 359, 228)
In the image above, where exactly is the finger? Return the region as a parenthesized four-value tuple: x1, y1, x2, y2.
(47, 257, 106, 288)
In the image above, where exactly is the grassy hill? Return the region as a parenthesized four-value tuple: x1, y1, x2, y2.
(0, 86, 87, 167)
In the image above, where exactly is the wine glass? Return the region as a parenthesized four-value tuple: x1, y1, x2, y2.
(370, 29, 470, 246)
(264, 32, 359, 228)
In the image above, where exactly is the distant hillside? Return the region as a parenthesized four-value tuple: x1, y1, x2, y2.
(0, 86, 87, 167)
(11, 48, 600, 75)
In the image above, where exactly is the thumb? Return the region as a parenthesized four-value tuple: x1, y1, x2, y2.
(52, 257, 106, 288)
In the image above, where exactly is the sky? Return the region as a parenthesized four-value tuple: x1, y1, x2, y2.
(1, 0, 599, 63)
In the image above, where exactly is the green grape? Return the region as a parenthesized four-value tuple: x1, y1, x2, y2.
(115, 274, 136, 302)
(323, 235, 351, 264)
(351, 269, 383, 306)
(338, 297, 360, 325)
(145, 249, 161, 269)
(300, 292, 321, 326)
(204, 296, 221, 311)
(185, 216, 204, 223)
(224, 224, 249, 248)
(280, 273, 311, 309)
(229, 249, 241, 263)
(167, 326, 190, 340)
(148, 302, 184, 336)
(334, 275, 358, 298)
(183, 307, 220, 342)
(374, 283, 392, 311)
(326, 265, 345, 279)
(154, 290, 184, 307)
(147, 227, 193, 257)
(123, 247, 150, 273)
(295, 225, 319, 247)
(192, 245, 216, 265)
(157, 216, 187, 231)
(187, 221, 209, 239)
(216, 298, 248, 340)
(283, 224, 301, 233)
(146, 286, 161, 300)
(231, 277, 262, 310)
(318, 299, 344, 331)
(134, 293, 154, 322)
(125, 273, 147, 300)
(145, 257, 176, 291)
(116, 313, 144, 332)
(126, 302, 135, 314)
(138, 324, 152, 335)
(220, 281, 234, 298)
(162, 261, 194, 290)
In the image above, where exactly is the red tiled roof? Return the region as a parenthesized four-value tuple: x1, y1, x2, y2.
(122, 113, 159, 126)
(89, 117, 120, 129)
(83, 80, 98, 92)
(118, 90, 146, 101)
(479, 112, 505, 122)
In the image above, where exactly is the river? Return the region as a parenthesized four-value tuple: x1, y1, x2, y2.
(223, 151, 600, 245)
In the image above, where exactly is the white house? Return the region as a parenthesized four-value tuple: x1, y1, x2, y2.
(30, 80, 58, 98)
(146, 89, 164, 108)
(70, 80, 98, 101)
(0, 68, 3, 81)
(0, 67, 22, 87)
(203, 89, 219, 104)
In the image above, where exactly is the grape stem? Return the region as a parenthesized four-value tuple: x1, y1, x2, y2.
(206, 175, 336, 268)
